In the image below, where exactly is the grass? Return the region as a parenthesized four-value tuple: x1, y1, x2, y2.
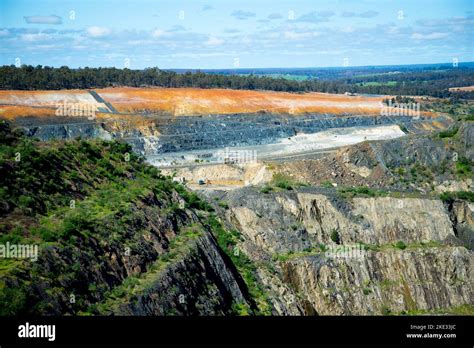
(321, 180, 333, 189)
(272, 174, 294, 190)
(218, 201, 229, 210)
(440, 191, 474, 204)
(360, 81, 397, 87)
(272, 249, 322, 262)
(438, 126, 459, 138)
(455, 156, 472, 177)
(360, 240, 442, 252)
(272, 240, 445, 264)
(394, 241, 407, 250)
(399, 304, 474, 316)
(270, 173, 308, 191)
(232, 302, 252, 316)
(337, 186, 387, 198)
(205, 215, 272, 315)
(362, 288, 372, 295)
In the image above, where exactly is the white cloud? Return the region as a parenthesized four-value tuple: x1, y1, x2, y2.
(224, 28, 240, 34)
(231, 10, 256, 20)
(241, 36, 252, 44)
(341, 11, 378, 18)
(387, 26, 399, 35)
(86, 26, 111, 38)
(297, 11, 335, 23)
(411, 32, 449, 40)
(359, 11, 378, 18)
(205, 36, 224, 45)
(268, 13, 283, 20)
(24, 15, 62, 25)
(21, 33, 52, 42)
(284, 31, 319, 40)
(341, 26, 355, 33)
(0, 29, 9, 37)
(152, 29, 170, 38)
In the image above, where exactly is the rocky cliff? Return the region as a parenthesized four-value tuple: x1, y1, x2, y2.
(12, 113, 449, 156)
(202, 186, 473, 315)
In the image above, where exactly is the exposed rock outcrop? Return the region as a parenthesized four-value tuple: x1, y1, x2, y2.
(210, 187, 473, 315)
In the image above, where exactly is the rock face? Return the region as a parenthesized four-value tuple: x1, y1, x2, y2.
(283, 247, 472, 315)
(450, 200, 474, 249)
(226, 189, 456, 252)
(210, 187, 474, 315)
(17, 113, 429, 156)
(112, 233, 252, 315)
(0, 172, 254, 315)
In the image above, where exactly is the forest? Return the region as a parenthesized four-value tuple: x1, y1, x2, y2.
(0, 64, 473, 99)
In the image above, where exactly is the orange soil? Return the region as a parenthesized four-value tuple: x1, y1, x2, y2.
(0, 105, 57, 119)
(0, 87, 434, 119)
(96, 87, 389, 116)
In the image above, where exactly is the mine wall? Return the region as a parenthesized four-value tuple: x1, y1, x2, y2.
(17, 113, 435, 156)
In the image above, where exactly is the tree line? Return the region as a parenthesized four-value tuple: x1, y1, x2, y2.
(0, 65, 473, 99)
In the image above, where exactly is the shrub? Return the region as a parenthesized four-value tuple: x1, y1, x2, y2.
(273, 174, 293, 190)
(440, 191, 474, 204)
(17, 195, 35, 213)
(455, 156, 472, 176)
(338, 186, 384, 198)
(394, 241, 407, 250)
(457, 191, 474, 202)
(330, 229, 340, 244)
(438, 126, 458, 138)
(232, 302, 251, 316)
(381, 305, 392, 315)
(183, 191, 214, 212)
(398, 124, 408, 134)
(260, 185, 273, 194)
(321, 181, 333, 188)
(318, 243, 328, 252)
(218, 201, 229, 210)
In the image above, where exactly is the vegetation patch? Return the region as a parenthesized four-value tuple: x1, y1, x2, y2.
(438, 126, 459, 138)
(270, 173, 308, 191)
(337, 186, 387, 198)
(440, 190, 474, 203)
(204, 215, 272, 315)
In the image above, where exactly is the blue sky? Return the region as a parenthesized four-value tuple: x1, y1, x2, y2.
(0, 0, 473, 69)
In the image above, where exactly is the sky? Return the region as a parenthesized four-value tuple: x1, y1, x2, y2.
(0, 0, 473, 69)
